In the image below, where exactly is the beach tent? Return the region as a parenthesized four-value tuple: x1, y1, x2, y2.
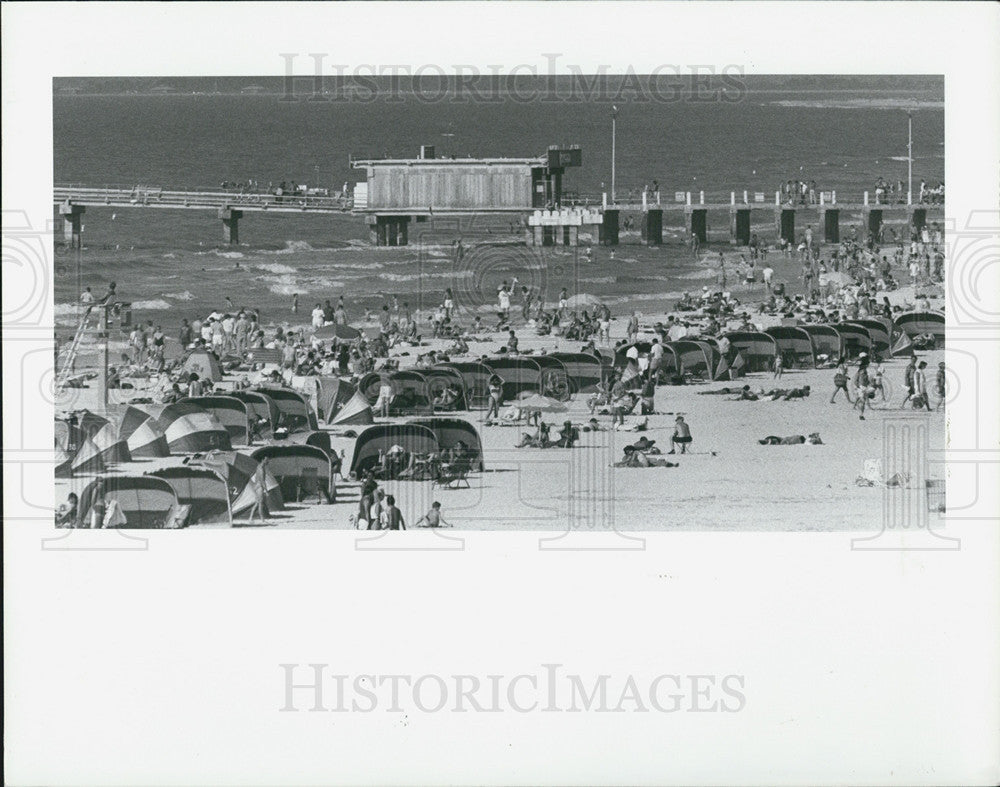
(591, 348, 616, 369)
(409, 418, 485, 471)
(251, 444, 333, 502)
(721, 332, 779, 373)
(124, 418, 170, 458)
(54, 446, 75, 479)
(890, 333, 915, 357)
(613, 342, 680, 380)
(387, 370, 433, 415)
(435, 362, 493, 408)
(286, 430, 333, 456)
(549, 352, 607, 394)
(191, 450, 284, 517)
(56, 409, 110, 452)
(148, 466, 232, 525)
(799, 325, 845, 364)
(228, 390, 281, 439)
(845, 319, 892, 355)
(893, 311, 945, 348)
(330, 391, 374, 426)
(251, 386, 318, 432)
(316, 376, 357, 423)
(89, 422, 132, 464)
(54, 419, 71, 451)
(79, 475, 180, 529)
(357, 372, 389, 404)
(182, 395, 252, 445)
(421, 367, 469, 411)
(348, 424, 439, 477)
(532, 356, 572, 401)
(765, 326, 817, 368)
(182, 348, 223, 383)
(68, 436, 107, 476)
(832, 323, 874, 359)
(484, 357, 543, 401)
(669, 340, 722, 380)
(158, 402, 233, 453)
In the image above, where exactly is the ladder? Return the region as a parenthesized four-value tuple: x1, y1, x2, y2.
(55, 305, 104, 393)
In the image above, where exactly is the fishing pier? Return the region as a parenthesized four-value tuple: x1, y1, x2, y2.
(54, 145, 942, 248)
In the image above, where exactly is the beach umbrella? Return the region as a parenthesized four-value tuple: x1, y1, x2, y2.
(517, 393, 568, 413)
(314, 324, 362, 341)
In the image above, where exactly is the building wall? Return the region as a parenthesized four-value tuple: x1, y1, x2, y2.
(367, 164, 533, 211)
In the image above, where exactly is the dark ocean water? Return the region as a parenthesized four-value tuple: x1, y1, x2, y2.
(53, 79, 943, 333)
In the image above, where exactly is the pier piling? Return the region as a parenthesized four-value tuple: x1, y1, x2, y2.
(60, 203, 85, 248)
(219, 207, 243, 245)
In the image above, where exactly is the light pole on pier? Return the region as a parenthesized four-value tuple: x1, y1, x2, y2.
(907, 113, 913, 205)
(611, 105, 619, 205)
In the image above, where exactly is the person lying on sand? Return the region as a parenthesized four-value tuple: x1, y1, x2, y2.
(760, 385, 811, 401)
(614, 445, 678, 468)
(758, 433, 824, 445)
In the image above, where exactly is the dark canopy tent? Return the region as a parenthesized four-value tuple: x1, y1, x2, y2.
(388, 370, 433, 415)
(348, 424, 439, 477)
(765, 326, 817, 368)
(893, 311, 945, 347)
(181, 395, 252, 445)
(228, 390, 281, 439)
(79, 475, 179, 529)
(250, 444, 333, 501)
(846, 319, 892, 354)
(421, 367, 469, 411)
(409, 418, 484, 471)
(251, 386, 318, 433)
(436, 362, 494, 408)
(550, 352, 607, 394)
(286, 430, 333, 456)
(721, 332, 779, 372)
(148, 466, 232, 525)
(357, 372, 390, 404)
(832, 324, 874, 358)
(532, 356, 572, 401)
(484, 357, 542, 400)
(799, 325, 845, 364)
(669, 340, 723, 380)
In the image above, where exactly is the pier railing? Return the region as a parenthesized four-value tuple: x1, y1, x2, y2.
(53, 185, 354, 213)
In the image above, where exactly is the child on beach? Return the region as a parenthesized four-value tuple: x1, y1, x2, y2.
(830, 361, 852, 404)
(415, 501, 451, 528)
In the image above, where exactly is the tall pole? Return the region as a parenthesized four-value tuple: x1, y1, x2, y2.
(907, 113, 913, 205)
(611, 105, 618, 205)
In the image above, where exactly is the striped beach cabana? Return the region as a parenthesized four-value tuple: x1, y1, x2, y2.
(182, 395, 253, 445)
(721, 332, 779, 373)
(158, 402, 233, 453)
(765, 326, 817, 368)
(435, 362, 494, 408)
(799, 324, 845, 365)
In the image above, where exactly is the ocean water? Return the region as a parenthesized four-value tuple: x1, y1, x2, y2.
(53, 76, 944, 334)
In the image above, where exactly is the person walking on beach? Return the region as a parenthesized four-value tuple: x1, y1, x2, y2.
(900, 357, 918, 408)
(179, 318, 193, 349)
(913, 361, 932, 412)
(935, 362, 947, 410)
(382, 495, 406, 530)
(853, 358, 873, 420)
(246, 458, 269, 525)
(444, 288, 455, 320)
(773, 352, 784, 380)
(486, 376, 503, 423)
(830, 361, 853, 404)
(292, 293, 299, 314)
(762, 264, 774, 293)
